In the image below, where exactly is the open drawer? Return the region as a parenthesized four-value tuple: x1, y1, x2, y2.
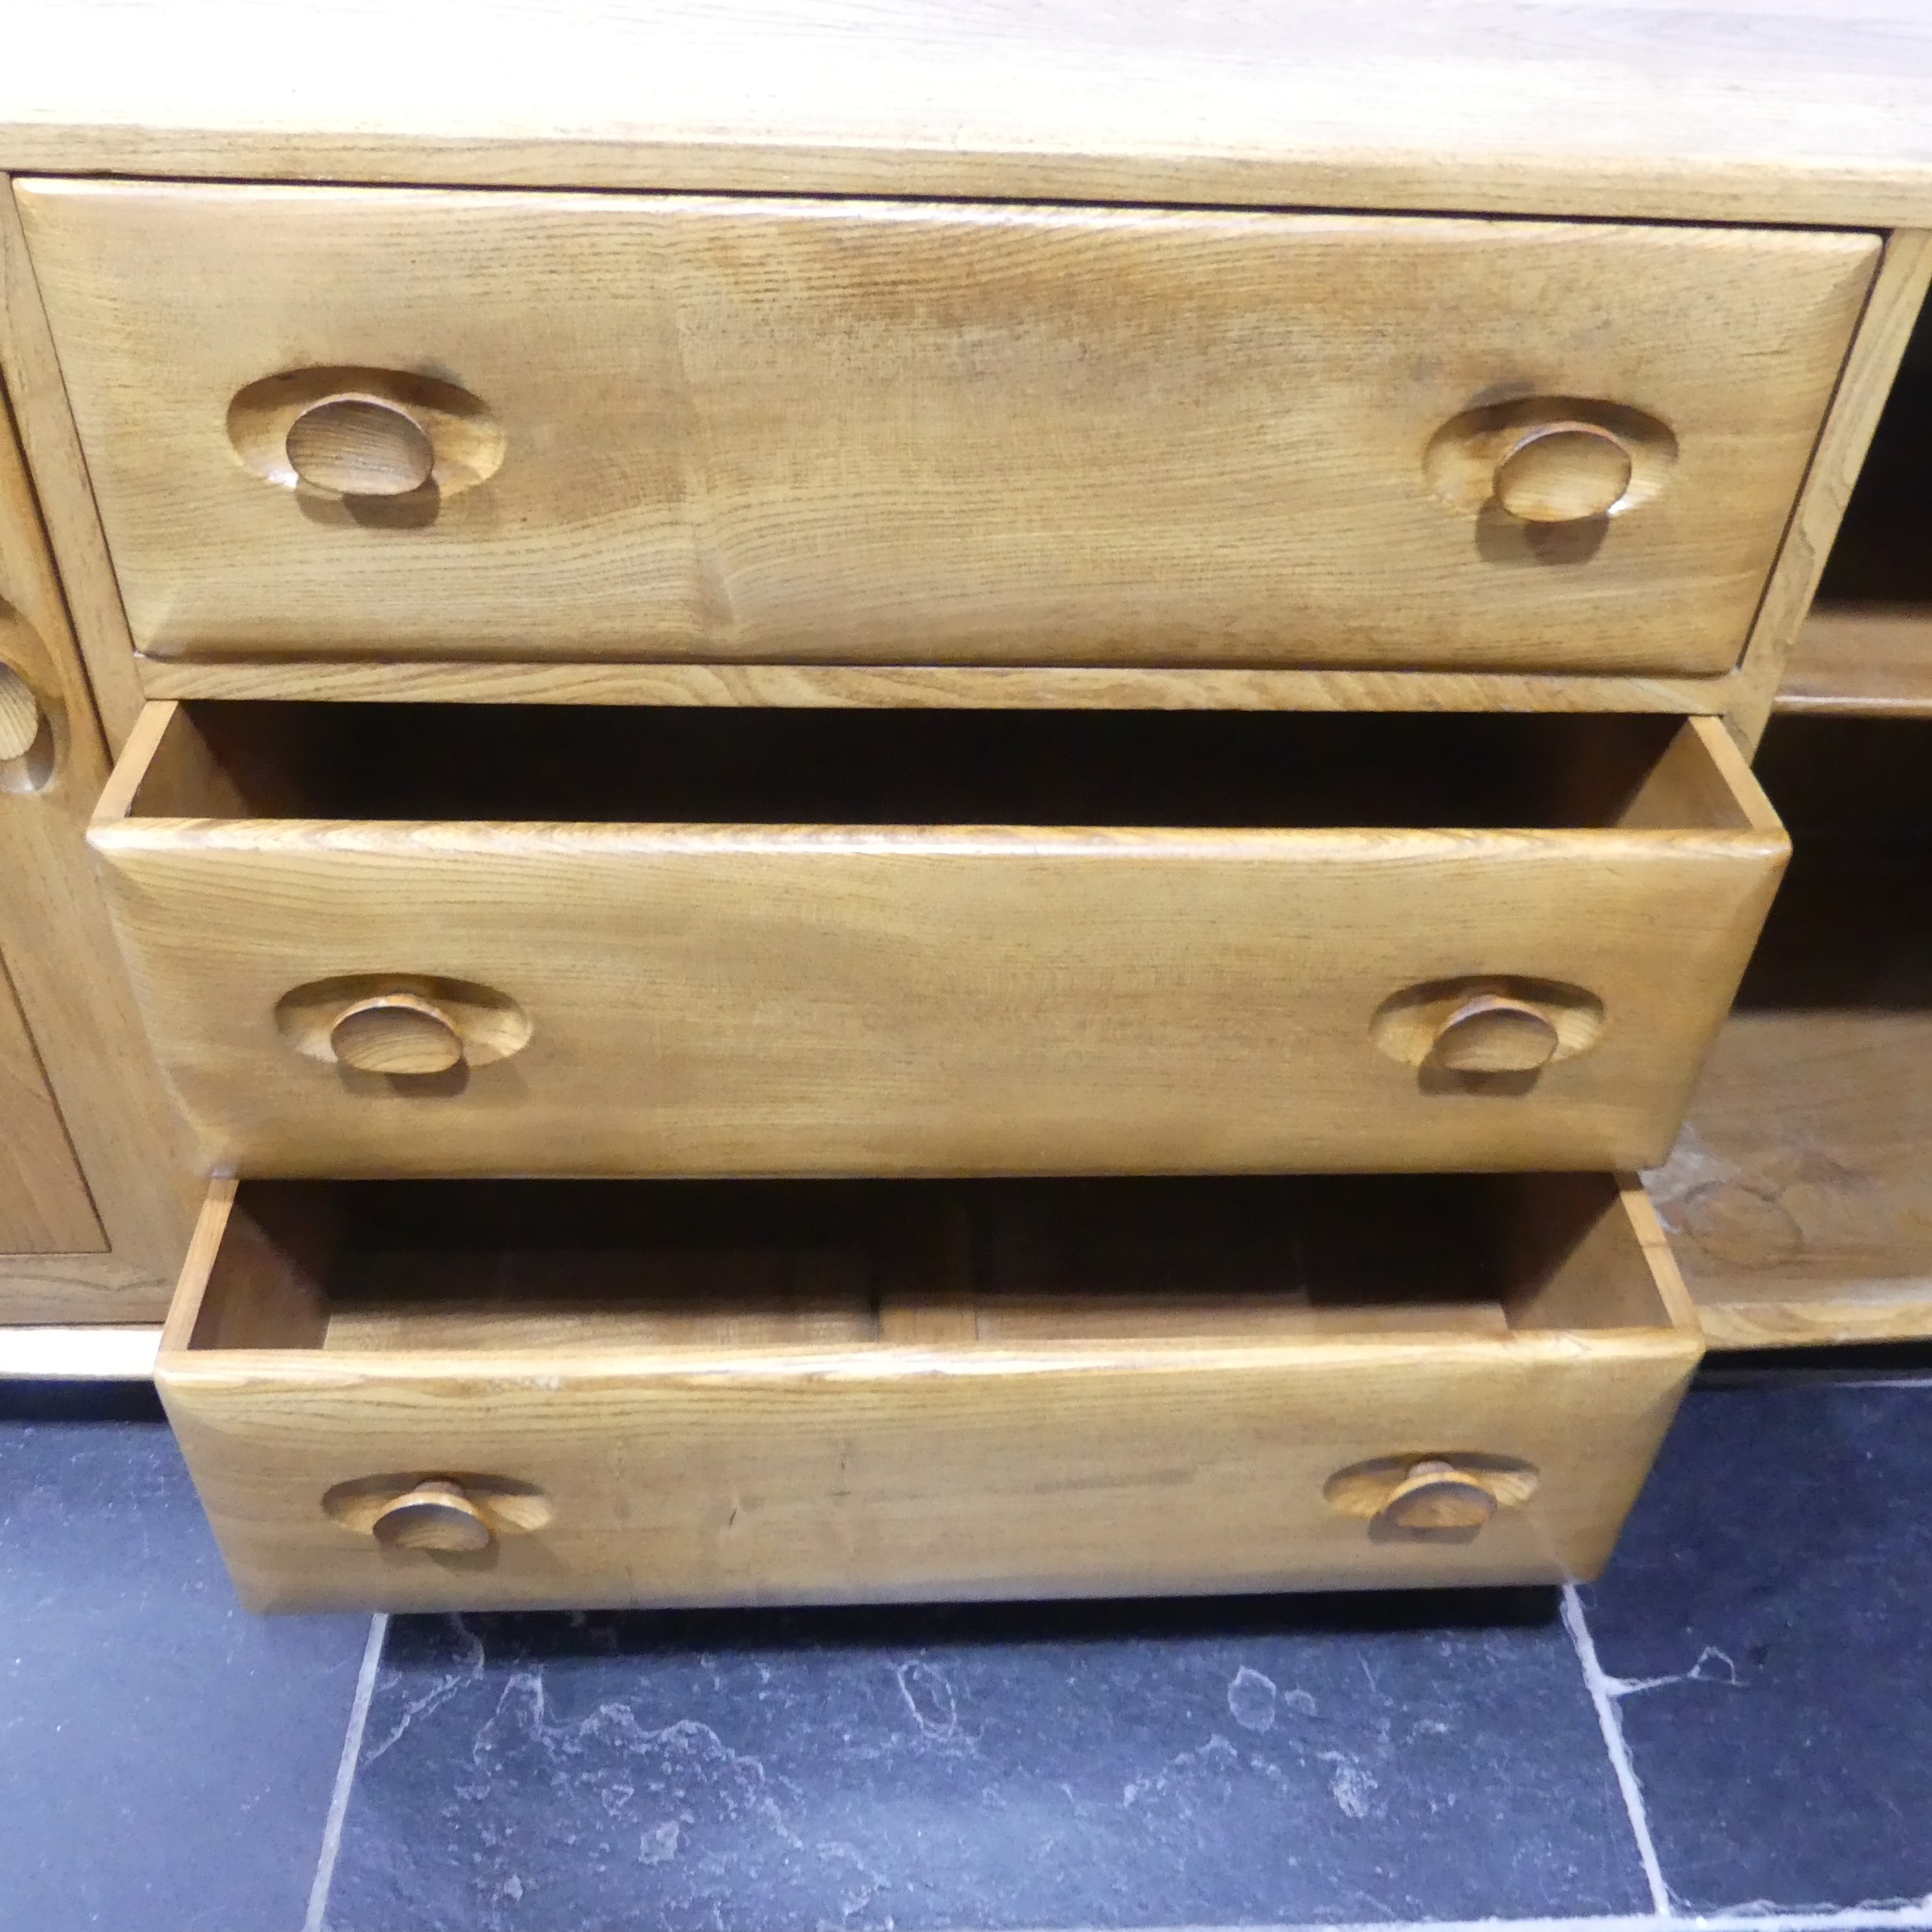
(91, 703, 1786, 1178)
(156, 1171, 1702, 1614)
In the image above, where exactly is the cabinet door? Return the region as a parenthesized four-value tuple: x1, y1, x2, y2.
(0, 188, 198, 1318)
(0, 947, 103, 1250)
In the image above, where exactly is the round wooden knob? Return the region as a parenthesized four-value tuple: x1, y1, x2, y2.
(285, 395, 436, 497)
(1493, 421, 1634, 522)
(1377, 1460, 1499, 1533)
(370, 1480, 494, 1553)
(328, 992, 465, 1075)
(1431, 993, 1560, 1074)
(0, 664, 43, 762)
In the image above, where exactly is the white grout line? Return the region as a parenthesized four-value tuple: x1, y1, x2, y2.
(1075, 1913, 1932, 1932)
(303, 1611, 389, 1932)
(0, 1325, 160, 1379)
(1562, 1583, 1673, 1917)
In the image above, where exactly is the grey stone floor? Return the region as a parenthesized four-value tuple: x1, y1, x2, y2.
(3, 1363, 1930, 1932)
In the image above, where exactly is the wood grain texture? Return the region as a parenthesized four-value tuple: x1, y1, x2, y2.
(0, 948, 102, 1251)
(154, 1173, 1702, 1612)
(1650, 717, 1932, 1347)
(91, 706, 1786, 1179)
(0, 177, 143, 747)
(1778, 607, 1932, 715)
(20, 181, 1874, 678)
(1726, 230, 1932, 750)
(132, 653, 1748, 717)
(5, 2, 1932, 228)
(0, 350, 199, 1319)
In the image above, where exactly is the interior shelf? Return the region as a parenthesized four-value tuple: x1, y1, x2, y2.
(1778, 286, 1932, 714)
(1651, 716, 1932, 1345)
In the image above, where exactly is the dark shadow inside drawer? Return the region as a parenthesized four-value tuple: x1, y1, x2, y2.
(184, 1173, 1675, 1356)
(129, 702, 1747, 831)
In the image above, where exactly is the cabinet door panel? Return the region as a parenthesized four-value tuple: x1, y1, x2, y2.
(0, 947, 104, 1251)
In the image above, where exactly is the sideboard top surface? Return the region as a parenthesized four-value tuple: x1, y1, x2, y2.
(6, 2, 1932, 226)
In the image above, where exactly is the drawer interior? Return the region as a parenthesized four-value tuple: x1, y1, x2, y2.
(177, 1173, 1681, 1357)
(124, 702, 1753, 832)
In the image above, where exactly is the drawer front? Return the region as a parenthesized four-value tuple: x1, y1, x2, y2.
(90, 709, 1787, 1178)
(155, 1175, 1703, 1614)
(21, 179, 1875, 677)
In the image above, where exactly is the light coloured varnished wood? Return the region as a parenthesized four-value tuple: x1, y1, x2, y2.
(1430, 995, 1560, 1077)
(6, 4, 1932, 230)
(328, 994, 465, 1077)
(0, 948, 102, 1252)
(1778, 607, 1932, 715)
(283, 395, 436, 498)
(0, 347, 198, 1319)
(132, 652, 1751, 717)
(0, 663, 39, 760)
(1649, 718, 1932, 1346)
(152, 1172, 1702, 1613)
(91, 705, 1785, 1179)
(369, 1480, 494, 1554)
(1726, 230, 1932, 750)
(1492, 424, 1634, 526)
(0, 176, 143, 747)
(20, 181, 1874, 679)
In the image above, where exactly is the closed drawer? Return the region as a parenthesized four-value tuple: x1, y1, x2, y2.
(90, 702, 1787, 1177)
(155, 1172, 1703, 1613)
(19, 179, 1875, 677)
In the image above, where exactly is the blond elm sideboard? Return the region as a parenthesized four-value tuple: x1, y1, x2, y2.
(2, 1, 1932, 1613)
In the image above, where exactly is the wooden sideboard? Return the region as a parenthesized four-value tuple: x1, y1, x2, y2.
(3, 1, 1931, 1611)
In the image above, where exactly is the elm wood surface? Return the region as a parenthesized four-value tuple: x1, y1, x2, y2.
(0, 949, 100, 1253)
(1652, 717, 1932, 1346)
(1726, 228, 1932, 750)
(0, 354, 199, 1318)
(153, 1172, 1702, 1613)
(1777, 278, 1932, 718)
(18, 182, 1875, 679)
(90, 703, 1786, 1180)
(131, 654, 1761, 717)
(0, 179, 144, 748)
(6, 2, 1932, 230)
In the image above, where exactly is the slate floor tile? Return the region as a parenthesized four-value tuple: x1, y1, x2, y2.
(1583, 1382, 1932, 1914)
(0, 1383, 373, 1932)
(325, 1590, 1646, 1932)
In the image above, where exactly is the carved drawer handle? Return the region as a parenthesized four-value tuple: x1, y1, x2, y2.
(325, 1471, 553, 1549)
(1429, 992, 1561, 1075)
(370, 1479, 495, 1553)
(0, 662, 45, 763)
(1492, 420, 1634, 523)
(285, 393, 437, 498)
(329, 992, 468, 1076)
(277, 975, 532, 1077)
(1375, 1460, 1500, 1532)
(1325, 1454, 1539, 1540)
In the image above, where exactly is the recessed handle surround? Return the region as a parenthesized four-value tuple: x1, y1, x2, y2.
(277, 974, 532, 1077)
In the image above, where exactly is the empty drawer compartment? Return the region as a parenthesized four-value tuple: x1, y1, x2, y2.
(90, 702, 1787, 1176)
(155, 1171, 1702, 1613)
